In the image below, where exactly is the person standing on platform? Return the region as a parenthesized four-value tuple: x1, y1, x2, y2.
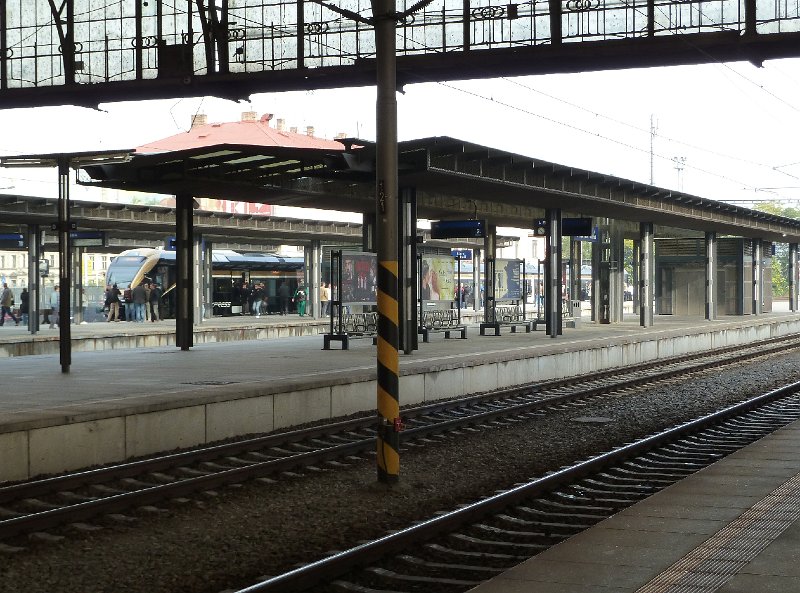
(19, 288, 29, 326)
(131, 281, 147, 322)
(149, 283, 161, 322)
(143, 282, 152, 321)
(252, 283, 264, 318)
(293, 283, 307, 316)
(0, 283, 19, 326)
(106, 283, 121, 322)
(48, 285, 60, 329)
(278, 281, 290, 315)
(123, 285, 134, 321)
(320, 282, 330, 316)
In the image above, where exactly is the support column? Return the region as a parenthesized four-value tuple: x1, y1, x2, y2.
(175, 194, 194, 350)
(311, 240, 322, 319)
(705, 231, 717, 320)
(472, 248, 481, 312)
(569, 236, 581, 317)
(203, 240, 213, 320)
(72, 246, 84, 324)
(752, 239, 762, 315)
(26, 225, 41, 334)
(639, 222, 654, 327)
(56, 159, 72, 373)
(609, 222, 625, 323)
(362, 212, 376, 253)
(544, 208, 562, 337)
(373, 0, 400, 485)
(790, 243, 798, 312)
(484, 226, 497, 323)
(595, 222, 611, 324)
(399, 187, 417, 354)
(631, 239, 640, 310)
(192, 236, 203, 325)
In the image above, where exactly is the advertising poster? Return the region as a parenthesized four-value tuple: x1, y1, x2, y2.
(341, 253, 377, 303)
(420, 256, 455, 301)
(496, 258, 522, 300)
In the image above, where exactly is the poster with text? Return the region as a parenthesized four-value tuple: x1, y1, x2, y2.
(341, 253, 377, 303)
(420, 256, 455, 301)
(496, 258, 522, 300)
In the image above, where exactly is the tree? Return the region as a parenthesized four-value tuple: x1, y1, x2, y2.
(754, 202, 800, 297)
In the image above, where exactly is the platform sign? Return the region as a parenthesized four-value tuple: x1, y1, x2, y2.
(70, 231, 106, 247)
(0, 233, 26, 248)
(430, 219, 486, 239)
(562, 217, 593, 237)
(451, 248, 472, 260)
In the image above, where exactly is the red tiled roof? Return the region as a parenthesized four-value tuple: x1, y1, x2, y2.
(136, 113, 345, 153)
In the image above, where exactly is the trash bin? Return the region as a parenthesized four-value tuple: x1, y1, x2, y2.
(570, 299, 581, 318)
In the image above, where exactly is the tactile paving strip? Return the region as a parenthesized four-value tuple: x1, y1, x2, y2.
(635, 473, 800, 593)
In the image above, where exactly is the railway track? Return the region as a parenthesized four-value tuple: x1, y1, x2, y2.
(1, 333, 799, 546)
(232, 381, 800, 593)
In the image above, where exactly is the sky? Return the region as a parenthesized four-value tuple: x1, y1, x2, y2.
(0, 55, 799, 212)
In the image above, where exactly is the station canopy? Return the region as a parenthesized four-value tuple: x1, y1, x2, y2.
(5, 114, 800, 243)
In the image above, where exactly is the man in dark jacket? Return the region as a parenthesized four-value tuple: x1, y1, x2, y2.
(148, 283, 161, 322)
(131, 282, 148, 322)
(278, 281, 291, 315)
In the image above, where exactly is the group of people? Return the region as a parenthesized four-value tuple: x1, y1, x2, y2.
(104, 281, 161, 322)
(1, 283, 61, 328)
(232, 280, 309, 316)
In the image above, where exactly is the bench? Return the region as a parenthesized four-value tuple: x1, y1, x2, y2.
(323, 312, 378, 350)
(480, 304, 535, 336)
(418, 309, 467, 343)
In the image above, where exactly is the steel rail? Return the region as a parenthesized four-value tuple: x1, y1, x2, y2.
(234, 380, 800, 593)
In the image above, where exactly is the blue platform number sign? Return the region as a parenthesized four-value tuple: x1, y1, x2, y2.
(0, 233, 26, 248)
(451, 249, 472, 260)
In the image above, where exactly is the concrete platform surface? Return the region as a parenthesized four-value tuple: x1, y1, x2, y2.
(467, 419, 800, 593)
(2, 309, 800, 482)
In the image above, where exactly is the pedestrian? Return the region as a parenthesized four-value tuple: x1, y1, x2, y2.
(131, 281, 147, 322)
(278, 280, 290, 315)
(123, 285, 134, 321)
(293, 283, 307, 316)
(143, 282, 152, 321)
(0, 283, 19, 326)
(19, 287, 29, 326)
(320, 282, 330, 316)
(149, 283, 161, 322)
(252, 282, 264, 318)
(48, 285, 60, 329)
(106, 283, 121, 322)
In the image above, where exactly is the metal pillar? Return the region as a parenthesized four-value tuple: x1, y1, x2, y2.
(72, 246, 84, 324)
(705, 231, 717, 320)
(595, 222, 611, 324)
(399, 187, 417, 354)
(362, 212, 376, 253)
(609, 222, 625, 323)
(473, 248, 481, 312)
(752, 239, 762, 315)
(56, 159, 72, 373)
(373, 0, 400, 485)
(484, 226, 497, 323)
(192, 235, 203, 325)
(631, 239, 640, 310)
(639, 223, 654, 327)
(203, 240, 213, 320)
(544, 209, 562, 337)
(311, 240, 322, 319)
(26, 224, 41, 334)
(790, 243, 798, 312)
(175, 194, 194, 350)
(569, 236, 581, 316)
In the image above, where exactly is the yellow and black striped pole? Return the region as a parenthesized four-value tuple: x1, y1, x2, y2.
(373, 0, 401, 483)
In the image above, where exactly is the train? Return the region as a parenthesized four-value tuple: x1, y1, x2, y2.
(104, 248, 304, 317)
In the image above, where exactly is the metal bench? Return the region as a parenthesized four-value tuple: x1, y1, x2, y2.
(480, 304, 535, 335)
(418, 309, 467, 342)
(323, 312, 378, 350)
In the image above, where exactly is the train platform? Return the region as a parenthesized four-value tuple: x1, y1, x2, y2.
(1, 307, 800, 484)
(467, 417, 800, 593)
